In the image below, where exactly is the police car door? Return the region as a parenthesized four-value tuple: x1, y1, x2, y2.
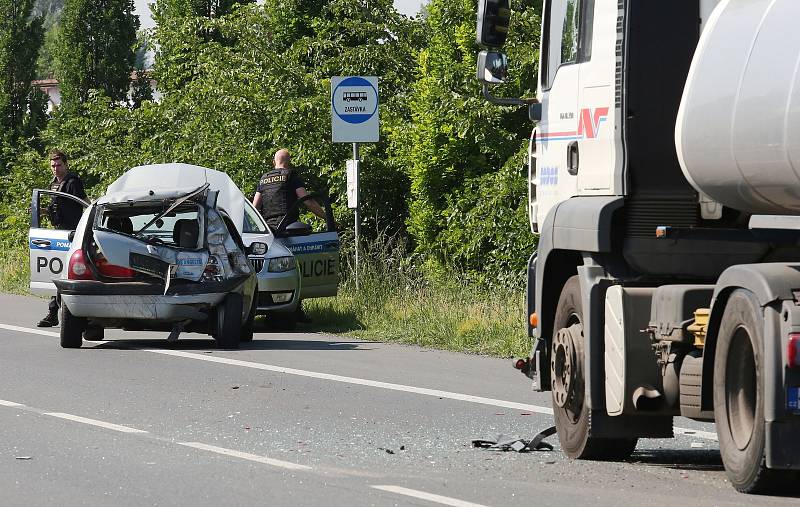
(28, 189, 89, 295)
(282, 229, 340, 299)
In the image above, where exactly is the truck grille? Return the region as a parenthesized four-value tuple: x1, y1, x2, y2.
(249, 257, 265, 273)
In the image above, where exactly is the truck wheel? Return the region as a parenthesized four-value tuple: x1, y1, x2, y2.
(551, 275, 638, 460)
(215, 293, 243, 350)
(240, 291, 257, 343)
(60, 304, 85, 349)
(713, 289, 798, 493)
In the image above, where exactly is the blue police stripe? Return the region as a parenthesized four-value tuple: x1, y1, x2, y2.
(30, 238, 71, 251)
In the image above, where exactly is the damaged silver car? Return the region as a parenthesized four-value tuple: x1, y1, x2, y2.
(42, 176, 257, 349)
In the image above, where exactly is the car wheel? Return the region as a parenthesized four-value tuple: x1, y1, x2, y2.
(215, 293, 243, 349)
(83, 325, 105, 341)
(60, 304, 86, 349)
(240, 291, 257, 343)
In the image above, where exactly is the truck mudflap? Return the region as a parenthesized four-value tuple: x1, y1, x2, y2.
(767, 420, 800, 470)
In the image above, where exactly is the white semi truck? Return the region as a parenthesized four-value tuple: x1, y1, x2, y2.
(477, 0, 800, 493)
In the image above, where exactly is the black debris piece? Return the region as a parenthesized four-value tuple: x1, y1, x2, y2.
(472, 426, 557, 452)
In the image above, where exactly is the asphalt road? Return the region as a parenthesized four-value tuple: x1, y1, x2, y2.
(0, 293, 797, 506)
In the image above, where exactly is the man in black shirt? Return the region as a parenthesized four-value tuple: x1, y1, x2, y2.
(252, 149, 327, 324)
(252, 149, 326, 227)
(38, 150, 87, 327)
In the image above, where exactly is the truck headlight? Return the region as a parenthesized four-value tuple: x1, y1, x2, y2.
(267, 256, 295, 272)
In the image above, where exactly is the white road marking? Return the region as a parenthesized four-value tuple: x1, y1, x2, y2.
(0, 399, 24, 407)
(143, 348, 554, 415)
(179, 442, 311, 471)
(0, 322, 719, 441)
(674, 427, 718, 441)
(44, 412, 148, 434)
(0, 323, 58, 338)
(373, 485, 488, 507)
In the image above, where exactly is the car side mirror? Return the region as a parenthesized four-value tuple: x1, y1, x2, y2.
(476, 0, 510, 48)
(285, 221, 313, 236)
(476, 50, 508, 85)
(68, 230, 75, 242)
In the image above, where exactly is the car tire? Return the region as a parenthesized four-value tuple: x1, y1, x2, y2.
(60, 304, 86, 349)
(240, 291, 257, 343)
(215, 293, 243, 349)
(83, 325, 104, 341)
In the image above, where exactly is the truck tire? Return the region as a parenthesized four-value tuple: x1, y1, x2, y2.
(551, 275, 638, 460)
(714, 289, 798, 493)
(240, 291, 257, 343)
(60, 304, 85, 349)
(215, 293, 243, 350)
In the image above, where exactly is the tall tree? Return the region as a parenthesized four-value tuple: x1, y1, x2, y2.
(152, 0, 254, 93)
(0, 0, 45, 140)
(390, 0, 540, 283)
(56, 0, 139, 110)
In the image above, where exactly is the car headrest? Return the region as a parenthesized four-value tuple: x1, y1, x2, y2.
(106, 216, 133, 234)
(173, 219, 199, 248)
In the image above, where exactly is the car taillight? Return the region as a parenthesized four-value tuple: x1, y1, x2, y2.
(68, 250, 95, 280)
(201, 255, 224, 282)
(95, 255, 135, 278)
(789, 334, 800, 368)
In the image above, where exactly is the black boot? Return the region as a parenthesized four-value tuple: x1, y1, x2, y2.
(37, 311, 59, 327)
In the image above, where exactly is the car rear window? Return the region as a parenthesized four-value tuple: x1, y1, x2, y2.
(96, 203, 203, 249)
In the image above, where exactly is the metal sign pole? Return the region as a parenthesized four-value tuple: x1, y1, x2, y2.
(353, 142, 360, 291)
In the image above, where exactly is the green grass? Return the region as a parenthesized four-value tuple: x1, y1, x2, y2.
(303, 236, 530, 358)
(0, 242, 31, 295)
(0, 235, 530, 358)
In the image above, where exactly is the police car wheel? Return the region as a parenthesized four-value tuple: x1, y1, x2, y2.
(215, 293, 242, 350)
(60, 304, 85, 348)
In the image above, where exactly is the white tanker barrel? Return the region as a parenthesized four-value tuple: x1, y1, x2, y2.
(675, 0, 800, 215)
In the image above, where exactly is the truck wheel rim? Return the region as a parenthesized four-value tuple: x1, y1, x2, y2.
(726, 326, 756, 450)
(552, 321, 582, 422)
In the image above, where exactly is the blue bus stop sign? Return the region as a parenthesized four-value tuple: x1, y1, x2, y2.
(331, 76, 379, 143)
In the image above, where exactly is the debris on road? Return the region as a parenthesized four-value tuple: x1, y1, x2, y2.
(15, 456, 32, 460)
(472, 426, 557, 452)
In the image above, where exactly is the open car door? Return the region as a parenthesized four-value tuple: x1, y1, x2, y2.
(29, 189, 90, 295)
(275, 195, 340, 299)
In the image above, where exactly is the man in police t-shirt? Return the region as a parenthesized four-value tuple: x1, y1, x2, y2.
(252, 149, 326, 227)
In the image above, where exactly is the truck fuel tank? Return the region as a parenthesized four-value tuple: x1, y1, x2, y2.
(676, 0, 800, 215)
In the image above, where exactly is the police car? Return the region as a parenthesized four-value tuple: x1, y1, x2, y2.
(29, 163, 340, 347)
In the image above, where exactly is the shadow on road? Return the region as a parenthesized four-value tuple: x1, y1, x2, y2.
(633, 449, 724, 472)
(297, 307, 365, 334)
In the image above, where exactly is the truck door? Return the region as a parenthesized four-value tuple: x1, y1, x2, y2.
(534, 0, 592, 226)
(28, 189, 89, 295)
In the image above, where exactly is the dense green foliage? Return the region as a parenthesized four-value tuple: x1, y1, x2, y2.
(0, 0, 45, 149)
(1, 0, 543, 290)
(56, 0, 139, 110)
(390, 0, 540, 284)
